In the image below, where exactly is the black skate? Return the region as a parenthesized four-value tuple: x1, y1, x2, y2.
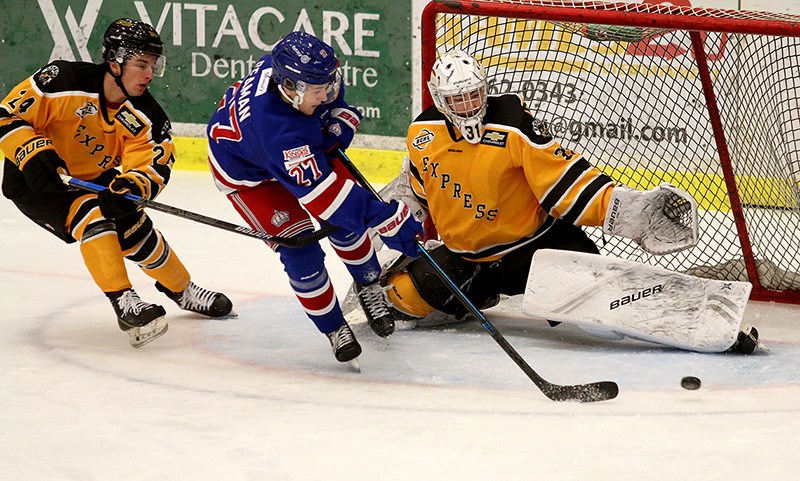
(729, 326, 759, 354)
(108, 289, 168, 348)
(156, 281, 234, 318)
(326, 322, 362, 367)
(356, 281, 395, 337)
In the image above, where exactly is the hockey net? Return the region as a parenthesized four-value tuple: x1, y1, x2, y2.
(421, 0, 800, 304)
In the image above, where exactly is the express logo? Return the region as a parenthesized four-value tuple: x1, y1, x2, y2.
(412, 129, 434, 150)
(75, 100, 98, 119)
(114, 106, 144, 136)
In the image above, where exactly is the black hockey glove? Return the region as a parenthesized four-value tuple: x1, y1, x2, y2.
(98, 173, 145, 219)
(21, 149, 69, 193)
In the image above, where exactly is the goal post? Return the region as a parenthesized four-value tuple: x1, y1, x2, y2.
(420, 0, 800, 304)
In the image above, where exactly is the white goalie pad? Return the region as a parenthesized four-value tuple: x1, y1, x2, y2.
(603, 183, 698, 255)
(522, 249, 752, 352)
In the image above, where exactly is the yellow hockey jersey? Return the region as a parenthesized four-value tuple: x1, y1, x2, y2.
(406, 94, 615, 261)
(0, 61, 175, 199)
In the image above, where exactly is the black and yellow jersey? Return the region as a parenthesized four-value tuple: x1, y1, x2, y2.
(0, 61, 175, 199)
(406, 94, 615, 262)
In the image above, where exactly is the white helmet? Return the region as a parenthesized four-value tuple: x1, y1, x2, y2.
(428, 50, 488, 144)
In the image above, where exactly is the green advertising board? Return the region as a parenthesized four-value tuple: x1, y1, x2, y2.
(0, 0, 412, 137)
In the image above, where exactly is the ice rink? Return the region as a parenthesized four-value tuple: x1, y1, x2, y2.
(2, 169, 799, 481)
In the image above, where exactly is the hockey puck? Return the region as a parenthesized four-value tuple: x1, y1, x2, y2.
(680, 376, 701, 390)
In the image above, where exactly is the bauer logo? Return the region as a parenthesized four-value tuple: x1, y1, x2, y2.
(609, 284, 663, 310)
(481, 130, 508, 147)
(412, 129, 434, 150)
(115, 107, 144, 136)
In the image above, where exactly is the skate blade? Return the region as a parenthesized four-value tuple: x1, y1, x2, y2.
(129, 317, 168, 348)
(215, 310, 238, 320)
(347, 357, 361, 372)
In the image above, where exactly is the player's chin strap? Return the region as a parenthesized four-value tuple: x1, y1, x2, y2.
(60, 174, 336, 248)
(106, 63, 134, 99)
(334, 148, 618, 403)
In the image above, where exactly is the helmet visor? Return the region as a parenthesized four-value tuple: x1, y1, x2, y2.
(116, 47, 167, 77)
(294, 69, 341, 105)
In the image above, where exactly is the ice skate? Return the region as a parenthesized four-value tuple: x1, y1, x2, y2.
(326, 322, 362, 370)
(108, 289, 168, 348)
(156, 281, 234, 318)
(729, 326, 760, 354)
(356, 281, 397, 337)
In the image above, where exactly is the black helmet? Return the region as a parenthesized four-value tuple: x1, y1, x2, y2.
(102, 18, 165, 75)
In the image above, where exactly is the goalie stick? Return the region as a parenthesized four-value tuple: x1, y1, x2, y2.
(335, 149, 618, 403)
(61, 175, 337, 248)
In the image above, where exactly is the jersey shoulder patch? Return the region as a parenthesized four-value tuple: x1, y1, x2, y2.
(32, 61, 101, 94)
(128, 92, 172, 143)
(484, 94, 553, 145)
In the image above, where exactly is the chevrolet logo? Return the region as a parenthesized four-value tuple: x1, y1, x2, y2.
(483, 131, 506, 142)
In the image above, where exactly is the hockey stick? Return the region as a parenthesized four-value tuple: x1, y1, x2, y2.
(61, 174, 336, 248)
(336, 149, 618, 403)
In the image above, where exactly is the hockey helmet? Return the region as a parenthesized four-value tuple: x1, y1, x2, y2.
(428, 50, 488, 144)
(271, 31, 341, 110)
(102, 18, 166, 76)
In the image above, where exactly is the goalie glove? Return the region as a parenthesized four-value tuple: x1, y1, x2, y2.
(603, 183, 698, 255)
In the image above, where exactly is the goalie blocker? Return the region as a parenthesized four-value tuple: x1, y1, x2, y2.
(523, 249, 755, 353)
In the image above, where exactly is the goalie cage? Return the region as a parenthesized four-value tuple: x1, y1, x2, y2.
(421, 0, 800, 304)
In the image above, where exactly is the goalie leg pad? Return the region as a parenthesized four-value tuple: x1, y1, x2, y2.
(403, 245, 481, 317)
(523, 249, 752, 352)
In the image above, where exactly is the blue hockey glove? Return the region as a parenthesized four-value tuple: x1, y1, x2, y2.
(322, 107, 362, 152)
(368, 200, 423, 258)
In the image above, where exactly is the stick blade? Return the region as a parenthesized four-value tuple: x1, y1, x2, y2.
(542, 381, 619, 403)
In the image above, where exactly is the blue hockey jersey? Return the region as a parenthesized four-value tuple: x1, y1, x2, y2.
(207, 54, 386, 235)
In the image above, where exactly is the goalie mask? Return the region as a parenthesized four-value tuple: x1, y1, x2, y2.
(102, 18, 166, 77)
(428, 50, 488, 144)
(271, 31, 342, 111)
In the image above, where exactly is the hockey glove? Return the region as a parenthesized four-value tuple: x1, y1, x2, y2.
(321, 107, 362, 153)
(98, 173, 147, 219)
(368, 200, 423, 258)
(603, 183, 698, 255)
(20, 149, 69, 193)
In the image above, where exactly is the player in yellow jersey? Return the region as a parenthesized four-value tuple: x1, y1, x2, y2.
(1, 18, 232, 348)
(379, 50, 701, 329)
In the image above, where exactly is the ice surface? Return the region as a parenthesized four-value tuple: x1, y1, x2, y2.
(2, 170, 799, 481)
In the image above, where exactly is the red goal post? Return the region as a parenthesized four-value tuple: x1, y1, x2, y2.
(420, 0, 800, 304)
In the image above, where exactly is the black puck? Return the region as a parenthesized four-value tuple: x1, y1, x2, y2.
(680, 376, 701, 390)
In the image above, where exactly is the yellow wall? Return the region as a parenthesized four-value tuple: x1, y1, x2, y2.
(174, 137, 404, 185)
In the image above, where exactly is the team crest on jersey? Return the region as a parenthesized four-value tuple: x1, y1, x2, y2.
(75, 100, 98, 119)
(34, 65, 59, 85)
(283, 145, 312, 161)
(271, 210, 290, 227)
(412, 128, 434, 150)
(480, 130, 508, 147)
(115, 106, 144, 136)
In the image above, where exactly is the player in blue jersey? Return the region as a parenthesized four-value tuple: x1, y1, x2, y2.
(206, 31, 423, 366)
